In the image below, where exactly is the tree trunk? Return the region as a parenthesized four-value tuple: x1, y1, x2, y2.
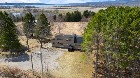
(94, 34, 99, 78)
(39, 39, 43, 48)
(41, 41, 43, 48)
(26, 37, 29, 52)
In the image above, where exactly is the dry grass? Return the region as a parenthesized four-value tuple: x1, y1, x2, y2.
(18, 36, 40, 51)
(45, 7, 106, 14)
(15, 22, 88, 37)
(51, 22, 88, 37)
(0, 66, 38, 78)
(0, 66, 54, 78)
(54, 51, 93, 78)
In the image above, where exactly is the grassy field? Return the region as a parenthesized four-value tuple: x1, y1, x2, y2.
(53, 51, 94, 78)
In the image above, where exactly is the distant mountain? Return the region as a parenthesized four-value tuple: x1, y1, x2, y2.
(0, 0, 140, 7)
(116, 0, 132, 1)
(0, 3, 54, 5)
(68, 0, 140, 7)
(115, 0, 140, 1)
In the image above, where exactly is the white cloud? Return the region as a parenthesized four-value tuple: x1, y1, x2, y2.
(0, 0, 41, 3)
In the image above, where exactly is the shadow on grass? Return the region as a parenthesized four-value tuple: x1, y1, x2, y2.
(3, 46, 30, 62)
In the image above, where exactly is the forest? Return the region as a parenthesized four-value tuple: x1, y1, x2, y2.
(82, 6, 140, 77)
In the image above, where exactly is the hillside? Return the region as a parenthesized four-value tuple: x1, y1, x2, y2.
(15, 22, 88, 37)
(51, 22, 88, 36)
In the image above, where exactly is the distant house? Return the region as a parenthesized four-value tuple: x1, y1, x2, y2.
(12, 13, 23, 17)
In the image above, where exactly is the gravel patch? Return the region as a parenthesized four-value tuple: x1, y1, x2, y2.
(0, 48, 64, 73)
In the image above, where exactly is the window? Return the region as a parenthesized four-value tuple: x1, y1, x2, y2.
(66, 39, 71, 41)
(69, 37, 73, 38)
(60, 43, 63, 45)
(57, 38, 63, 40)
(57, 42, 63, 45)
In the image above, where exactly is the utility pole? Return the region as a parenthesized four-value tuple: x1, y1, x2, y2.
(31, 45, 44, 78)
(39, 45, 44, 78)
(40, 52, 43, 78)
(31, 52, 34, 76)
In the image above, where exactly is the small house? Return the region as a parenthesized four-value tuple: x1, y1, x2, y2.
(51, 34, 83, 50)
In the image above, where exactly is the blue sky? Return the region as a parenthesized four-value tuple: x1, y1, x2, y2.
(0, 0, 115, 4)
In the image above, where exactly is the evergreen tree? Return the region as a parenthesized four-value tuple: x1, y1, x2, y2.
(53, 15, 56, 21)
(0, 11, 5, 33)
(83, 10, 95, 19)
(83, 10, 90, 18)
(73, 11, 82, 22)
(35, 13, 51, 48)
(58, 13, 63, 21)
(82, 6, 140, 77)
(23, 12, 35, 51)
(65, 12, 71, 22)
(64, 11, 82, 22)
(90, 11, 96, 16)
(0, 12, 21, 52)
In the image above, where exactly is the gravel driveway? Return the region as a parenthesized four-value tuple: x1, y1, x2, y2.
(0, 48, 64, 73)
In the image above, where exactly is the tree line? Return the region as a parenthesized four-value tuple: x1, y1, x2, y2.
(82, 6, 140, 78)
(8, 10, 95, 23)
(53, 10, 95, 22)
(0, 12, 51, 53)
(64, 11, 82, 22)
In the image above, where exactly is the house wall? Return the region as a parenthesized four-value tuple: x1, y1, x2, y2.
(52, 34, 83, 50)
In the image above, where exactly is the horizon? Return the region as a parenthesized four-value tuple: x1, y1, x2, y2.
(0, 0, 116, 4)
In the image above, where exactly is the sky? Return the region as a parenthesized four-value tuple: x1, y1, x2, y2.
(0, 0, 115, 4)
